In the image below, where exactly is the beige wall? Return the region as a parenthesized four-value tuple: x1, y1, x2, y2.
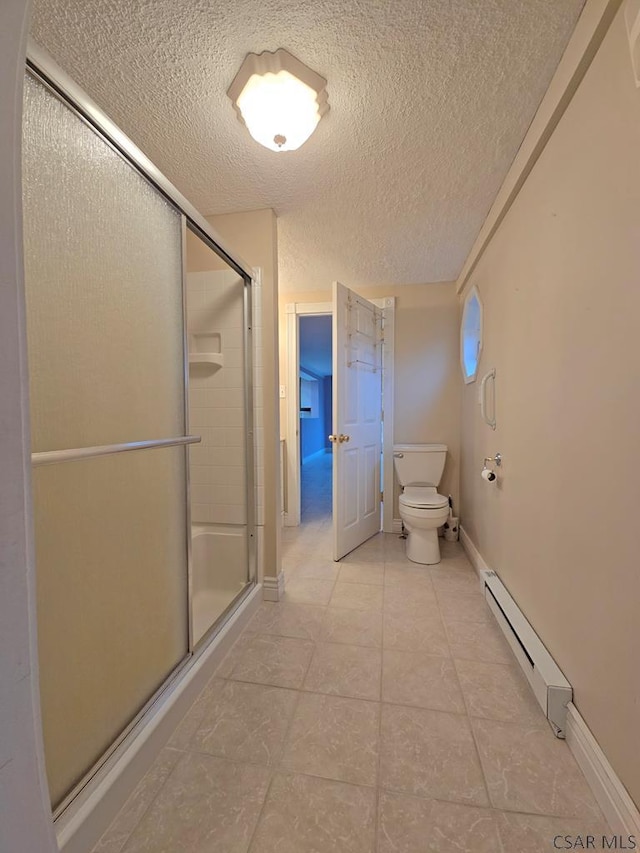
(207, 209, 281, 579)
(186, 228, 228, 271)
(459, 6, 640, 805)
(279, 282, 461, 519)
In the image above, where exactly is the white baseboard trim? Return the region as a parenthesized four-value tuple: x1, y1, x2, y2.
(459, 526, 640, 834)
(262, 571, 285, 601)
(459, 524, 490, 584)
(55, 584, 262, 853)
(256, 524, 264, 583)
(566, 702, 640, 837)
(392, 518, 403, 534)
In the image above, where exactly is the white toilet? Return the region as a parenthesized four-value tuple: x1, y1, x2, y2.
(393, 444, 450, 565)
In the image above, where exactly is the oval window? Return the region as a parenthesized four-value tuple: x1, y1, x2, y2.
(460, 286, 483, 383)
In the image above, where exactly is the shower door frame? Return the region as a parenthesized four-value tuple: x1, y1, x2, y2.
(25, 40, 257, 819)
(183, 218, 258, 651)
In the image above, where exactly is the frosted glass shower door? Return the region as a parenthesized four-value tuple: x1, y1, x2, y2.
(22, 73, 190, 810)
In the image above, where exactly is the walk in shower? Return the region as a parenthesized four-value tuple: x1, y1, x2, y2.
(21, 48, 255, 816)
(185, 231, 254, 644)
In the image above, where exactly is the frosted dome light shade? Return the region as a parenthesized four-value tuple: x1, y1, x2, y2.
(237, 71, 321, 152)
(228, 49, 329, 153)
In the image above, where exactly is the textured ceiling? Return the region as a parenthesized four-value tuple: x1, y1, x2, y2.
(30, 0, 584, 291)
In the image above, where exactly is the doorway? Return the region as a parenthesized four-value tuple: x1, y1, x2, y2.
(284, 295, 396, 539)
(299, 315, 333, 523)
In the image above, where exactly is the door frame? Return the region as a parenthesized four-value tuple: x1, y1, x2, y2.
(285, 296, 395, 533)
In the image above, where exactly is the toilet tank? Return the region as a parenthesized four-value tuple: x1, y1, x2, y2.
(393, 444, 448, 487)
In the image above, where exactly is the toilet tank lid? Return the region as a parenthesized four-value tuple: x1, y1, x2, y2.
(393, 443, 447, 453)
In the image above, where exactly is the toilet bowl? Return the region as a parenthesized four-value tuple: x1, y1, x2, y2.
(399, 486, 450, 564)
(393, 444, 449, 565)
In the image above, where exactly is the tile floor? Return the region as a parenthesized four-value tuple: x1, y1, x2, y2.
(300, 451, 332, 523)
(93, 486, 608, 851)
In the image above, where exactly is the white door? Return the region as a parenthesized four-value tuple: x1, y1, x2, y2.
(332, 281, 383, 561)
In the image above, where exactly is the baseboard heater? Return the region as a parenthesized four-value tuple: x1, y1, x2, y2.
(480, 569, 572, 738)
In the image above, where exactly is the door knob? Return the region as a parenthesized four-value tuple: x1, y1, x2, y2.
(338, 434, 350, 443)
(328, 434, 338, 443)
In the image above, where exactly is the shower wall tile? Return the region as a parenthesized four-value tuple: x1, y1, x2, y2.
(223, 368, 244, 389)
(192, 504, 213, 523)
(210, 448, 244, 467)
(225, 408, 245, 428)
(190, 485, 213, 506)
(187, 271, 248, 526)
(225, 428, 245, 447)
(188, 446, 209, 466)
(189, 466, 209, 486)
(224, 347, 244, 369)
(189, 389, 210, 408)
(227, 484, 246, 505)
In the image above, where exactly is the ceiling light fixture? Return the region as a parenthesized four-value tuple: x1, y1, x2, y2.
(227, 48, 329, 152)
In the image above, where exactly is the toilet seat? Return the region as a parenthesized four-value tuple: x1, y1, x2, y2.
(400, 486, 449, 510)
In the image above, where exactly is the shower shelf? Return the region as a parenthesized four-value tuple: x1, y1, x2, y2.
(188, 353, 224, 367)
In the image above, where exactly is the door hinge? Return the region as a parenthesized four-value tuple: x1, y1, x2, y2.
(380, 491, 384, 502)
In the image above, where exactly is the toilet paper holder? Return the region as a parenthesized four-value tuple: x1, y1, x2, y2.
(483, 453, 502, 467)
